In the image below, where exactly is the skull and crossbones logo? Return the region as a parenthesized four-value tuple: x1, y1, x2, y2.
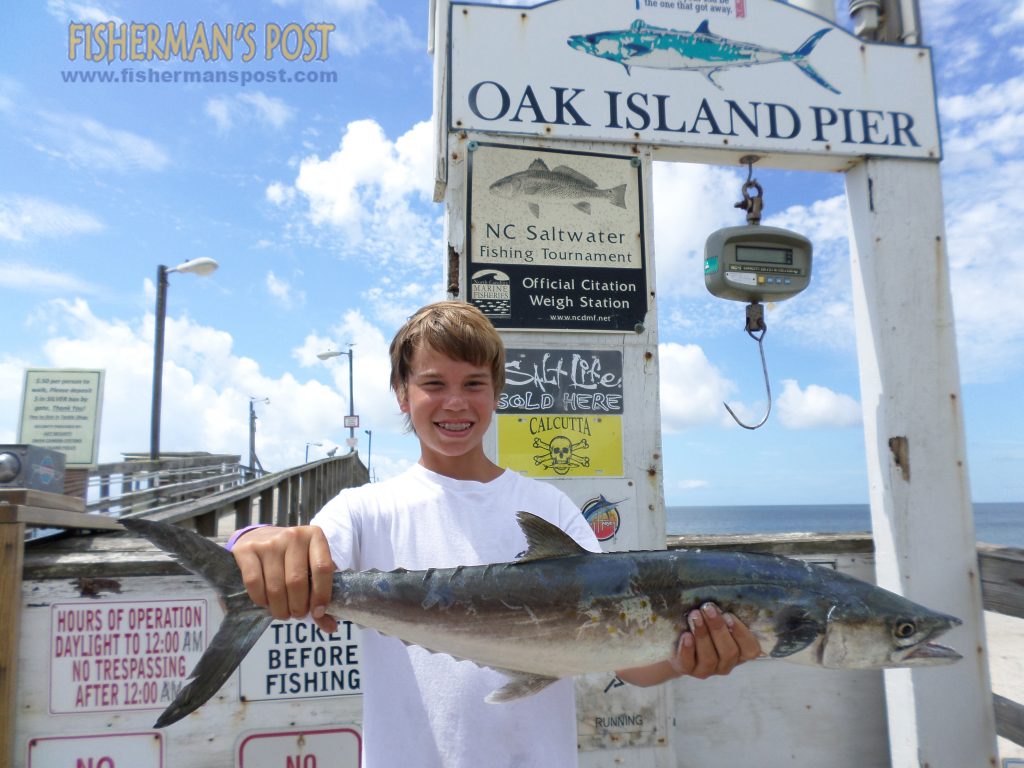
(533, 435, 590, 475)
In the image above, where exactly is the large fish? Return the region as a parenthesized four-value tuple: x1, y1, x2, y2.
(567, 19, 840, 94)
(121, 513, 961, 728)
(488, 158, 628, 218)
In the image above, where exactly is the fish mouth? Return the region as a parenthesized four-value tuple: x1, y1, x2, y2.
(902, 641, 962, 665)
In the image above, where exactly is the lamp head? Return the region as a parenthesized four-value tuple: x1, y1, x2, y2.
(171, 257, 219, 276)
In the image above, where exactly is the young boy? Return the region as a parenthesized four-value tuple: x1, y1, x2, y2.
(231, 301, 761, 767)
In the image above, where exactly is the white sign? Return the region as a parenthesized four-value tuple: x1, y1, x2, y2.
(237, 727, 361, 768)
(49, 599, 207, 714)
(238, 619, 362, 702)
(448, 0, 939, 159)
(28, 732, 163, 767)
(343, 415, 360, 428)
(19, 368, 104, 466)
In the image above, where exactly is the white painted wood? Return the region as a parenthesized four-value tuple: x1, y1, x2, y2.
(845, 158, 997, 767)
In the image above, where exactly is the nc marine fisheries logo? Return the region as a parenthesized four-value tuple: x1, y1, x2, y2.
(567, 19, 840, 94)
(582, 494, 623, 541)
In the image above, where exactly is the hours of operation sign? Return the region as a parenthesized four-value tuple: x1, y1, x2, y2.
(49, 599, 207, 713)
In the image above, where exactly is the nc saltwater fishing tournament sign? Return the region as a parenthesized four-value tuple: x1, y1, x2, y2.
(468, 143, 647, 331)
(447, 0, 940, 161)
(497, 348, 624, 477)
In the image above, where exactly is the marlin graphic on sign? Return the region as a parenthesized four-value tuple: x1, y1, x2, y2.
(567, 19, 840, 94)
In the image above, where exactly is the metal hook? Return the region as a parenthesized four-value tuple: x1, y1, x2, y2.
(735, 156, 764, 225)
(723, 302, 772, 430)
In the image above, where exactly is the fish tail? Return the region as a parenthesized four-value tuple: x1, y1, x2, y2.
(789, 29, 840, 94)
(607, 184, 627, 209)
(791, 28, 831, 59)
(794, 59, 841, 94)
(121, 518, 272, 728)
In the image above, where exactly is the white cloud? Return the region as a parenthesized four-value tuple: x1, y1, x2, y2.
(265, 270, 305, 309)
(658, 342, 735, 431)
(46, 0, 122, 24)
(652, 162, 743, 297)
(34, 110, 170, 172)
(676, 479, 710, 492)
(7, 298, 410, 470)
(293, 309, 401, 428)
(776, 379, 861, 429)
(271, 118, 444, 321)
(0, 262, 98, 293)
(0, 195, 103, 241)
(206, 92, 295, 134)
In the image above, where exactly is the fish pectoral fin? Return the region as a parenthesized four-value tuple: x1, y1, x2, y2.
(528, 202, 540, 218)
(624, 42, 652, 56)
(574, 202, 592, 214)
(486, 671, 561, 703)
(703, 69, 726, 91)
(770, 607, 824, 659)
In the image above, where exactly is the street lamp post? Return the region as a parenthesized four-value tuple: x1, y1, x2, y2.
(249, 397, 269, 475)
(364, 429, 372, 480)
(150, 257, 219, 460)
(317, 344, 356, 447)
(305, 441, 322, 463)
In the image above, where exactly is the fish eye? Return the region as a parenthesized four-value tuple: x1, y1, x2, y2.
(894, 620, 917, 639)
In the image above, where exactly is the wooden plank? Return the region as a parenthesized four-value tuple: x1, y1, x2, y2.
(0, 505, 123, 531)
(0, 489, 85, 512)
(995, 694, 1024, 747)
(978, 545, 1024, 620)
(668, 532, 874, 557)
(0, 522, 25, 768)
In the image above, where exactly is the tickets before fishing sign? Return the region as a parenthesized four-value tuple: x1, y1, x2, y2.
(446, 0, 940, 160)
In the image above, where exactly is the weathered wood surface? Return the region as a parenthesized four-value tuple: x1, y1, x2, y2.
(0, 489, 85, 512)
(1, 522, 25, 768)
(996, 694, 1024, 747)
(667, 531, 874, 556)
(978, 544, 1024, 620)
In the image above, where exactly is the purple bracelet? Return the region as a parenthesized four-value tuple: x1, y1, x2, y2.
(226, 524, 270, 551)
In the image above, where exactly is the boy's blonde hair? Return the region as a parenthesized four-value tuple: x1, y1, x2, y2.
(389, 301, 506, 398)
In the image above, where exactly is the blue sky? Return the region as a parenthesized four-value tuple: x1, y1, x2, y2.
(1, 0, 1022, 506)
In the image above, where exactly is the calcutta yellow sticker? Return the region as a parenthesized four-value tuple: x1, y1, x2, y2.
(497, 413, 623, 478)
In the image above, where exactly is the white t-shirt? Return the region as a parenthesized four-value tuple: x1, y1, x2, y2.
(312, 463, 601, 768)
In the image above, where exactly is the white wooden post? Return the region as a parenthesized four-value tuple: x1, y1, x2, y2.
(845, 158, 997, 767)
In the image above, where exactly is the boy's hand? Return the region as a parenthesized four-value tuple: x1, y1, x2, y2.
(231, 525, 339, 634)
(669, 602, 763, 679)
(616, 602, 762, 687)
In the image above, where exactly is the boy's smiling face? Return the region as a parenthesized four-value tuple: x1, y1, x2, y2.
(399, 344, 502, 481)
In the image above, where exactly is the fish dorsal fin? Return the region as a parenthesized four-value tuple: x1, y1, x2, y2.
(527, 158, 549, 172)
(551, 165, 598, 187)
(696, 20, 711, 34)
(515, 511, 589, 562)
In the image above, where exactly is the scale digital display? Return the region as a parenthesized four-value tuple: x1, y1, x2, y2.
(736, 245, 793, 266)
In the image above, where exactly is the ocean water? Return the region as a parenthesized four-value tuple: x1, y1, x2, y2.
(666, 502, 1024, 549)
